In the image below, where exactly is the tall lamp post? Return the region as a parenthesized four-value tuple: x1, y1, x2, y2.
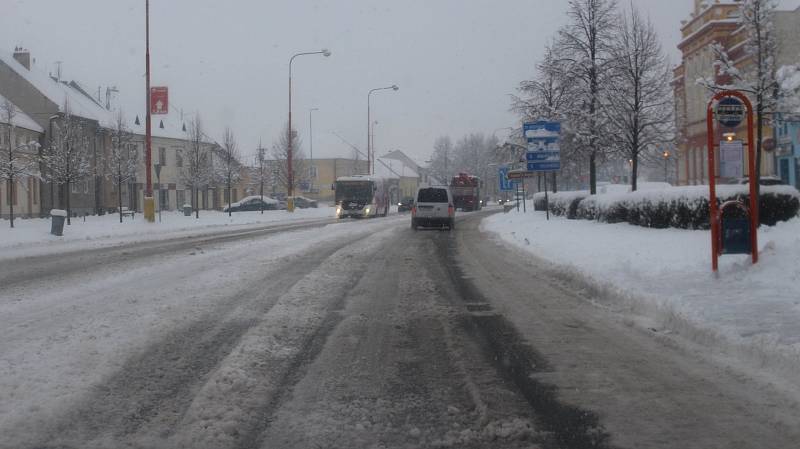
(287, 49, 330, 212)
(309, 107, 318, 189)
(663, 150, 670, 183)
(143, 0, 155, 222)
(367, 85, 398, 175)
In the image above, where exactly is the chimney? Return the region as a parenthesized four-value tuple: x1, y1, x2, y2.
(13, 47, 31, 70)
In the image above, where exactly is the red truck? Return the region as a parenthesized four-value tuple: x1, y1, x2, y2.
(450, 173, 482, 211)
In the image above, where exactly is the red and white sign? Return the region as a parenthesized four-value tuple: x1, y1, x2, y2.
(150, 87, 168, 115)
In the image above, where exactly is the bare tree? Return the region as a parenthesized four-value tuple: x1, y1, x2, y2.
(250, 141, 270, 214)
(108, 111, 137, 223)
(42, 101, 91, 225)
(181, 116, 212, 218)
(513, 43, 577, 122)
(217, 127, 242, 217)
(605, 6, 674, 191)
(428, 136, 454, 184)
(1, 98, 40, 228)
(513, 42, 581, 193)
(704, 0, 779, 196)
(271, 122, 306, 195)
(557, 0, 619, 194)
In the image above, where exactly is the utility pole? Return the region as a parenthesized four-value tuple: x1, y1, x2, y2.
(143, 0, 155, 222)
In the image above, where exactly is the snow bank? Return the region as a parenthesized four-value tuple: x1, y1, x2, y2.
(482, 212, 800, 388)
(0, 207, 336, 260)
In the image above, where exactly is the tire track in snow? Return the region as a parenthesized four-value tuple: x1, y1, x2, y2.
(23, 224, 390, 449)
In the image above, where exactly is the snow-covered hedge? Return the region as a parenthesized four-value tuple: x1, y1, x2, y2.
(533, 185, 800, 229)
(533, 190, 588, 218)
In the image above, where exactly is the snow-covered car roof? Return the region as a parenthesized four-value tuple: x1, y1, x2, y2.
(237, 195, 279, 204)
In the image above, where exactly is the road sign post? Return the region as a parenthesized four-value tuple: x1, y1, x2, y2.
(706, 91, 758, 272)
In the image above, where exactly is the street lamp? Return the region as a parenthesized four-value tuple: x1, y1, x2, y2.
(287, 49, 330, 211)
(143, 0, 155, 222)
(367, 85, 399, 175)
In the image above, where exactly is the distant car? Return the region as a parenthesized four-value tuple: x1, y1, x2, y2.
(735, 176, 783, 186)
(398, 196, 415, 213)
(411, 187, 455, 231)
(292, 196, 318, 208)
(223, 195, 279, 212)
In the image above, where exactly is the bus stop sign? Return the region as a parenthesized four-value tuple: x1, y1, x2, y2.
(716, 97, 744, 128)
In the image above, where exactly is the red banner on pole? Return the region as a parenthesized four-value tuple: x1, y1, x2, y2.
(150, 87, 168, 115)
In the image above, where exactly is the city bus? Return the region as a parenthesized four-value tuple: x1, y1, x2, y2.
(334, 175, 390, 218)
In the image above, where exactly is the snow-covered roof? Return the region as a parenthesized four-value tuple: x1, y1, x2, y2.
(0, 50, 190, 141)
(0, 49, 116, 128)
(0, 94, 44, 133)
(374, 157, 419, 179)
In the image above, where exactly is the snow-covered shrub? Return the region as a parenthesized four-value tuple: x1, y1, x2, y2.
(533, 191, 588, 219)
(571, 185, 799, 229)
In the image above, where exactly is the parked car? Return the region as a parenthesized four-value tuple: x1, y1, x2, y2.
(223, 195, 279, 212)
(292, 196, 318, 208)
(735, 176, 783, 186)
(398, 196, 415, 213)
(411, 187, 455, 230)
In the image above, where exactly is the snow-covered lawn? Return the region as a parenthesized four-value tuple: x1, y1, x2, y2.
(0, 207, 336, 260)
(482, 210, 800, 383)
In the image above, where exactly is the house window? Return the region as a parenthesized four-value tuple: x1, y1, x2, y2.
(175, 147, 183, 167)
(159, 147, 166, 166)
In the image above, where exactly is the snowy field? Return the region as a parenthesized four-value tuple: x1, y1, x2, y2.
(482, 208, 800, 385)
(0, 207, 336, 260)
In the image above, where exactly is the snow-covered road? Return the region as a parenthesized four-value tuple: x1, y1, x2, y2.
(1, 211, 798, 448)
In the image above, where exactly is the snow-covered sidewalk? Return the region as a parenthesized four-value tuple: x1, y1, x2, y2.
(482, 210, 800, 383)
(0, 207, 336, 260)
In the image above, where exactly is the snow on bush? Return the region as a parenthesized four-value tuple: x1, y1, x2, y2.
(534, 185, 800, 229)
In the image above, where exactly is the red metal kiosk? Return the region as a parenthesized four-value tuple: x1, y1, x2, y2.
(706, 90, 759, 271)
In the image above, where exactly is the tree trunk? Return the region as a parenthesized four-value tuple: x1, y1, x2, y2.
(118, 180, 123, 223)
(631, 155, 639, 192)
(260, 181, 264, 214)
(195, 188, 199, 219)
(8, 178, 14, 228)
(589, 153, 597, 195)
(227, 180, 232, 217)
(66, 181, 72, 225)
(551, 172, 557, 194)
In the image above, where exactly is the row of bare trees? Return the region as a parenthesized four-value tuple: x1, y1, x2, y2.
(513, 0, 675, 193)
(3, 96, 310, 227)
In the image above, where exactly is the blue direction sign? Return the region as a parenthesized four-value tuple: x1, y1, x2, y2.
(524, 121, 561, 172)
(498, 165, 514, 192)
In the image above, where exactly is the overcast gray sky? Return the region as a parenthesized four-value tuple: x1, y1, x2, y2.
(1, 0, 794, 164)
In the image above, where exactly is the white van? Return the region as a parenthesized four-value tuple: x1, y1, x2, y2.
(411, 186, 455, 230)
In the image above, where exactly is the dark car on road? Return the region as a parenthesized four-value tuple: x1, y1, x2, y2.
(292, 196, 319, 208)
(223, 196, 279, 212)
(398, 196, 415, 213)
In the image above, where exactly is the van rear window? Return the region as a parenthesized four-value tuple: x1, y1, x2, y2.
(417, 188, 448, 203)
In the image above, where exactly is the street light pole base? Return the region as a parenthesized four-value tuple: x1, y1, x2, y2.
(144, 196, 156, 222)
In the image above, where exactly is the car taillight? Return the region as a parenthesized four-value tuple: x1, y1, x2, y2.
(448, 204, 454, 216)
(412, 206, 416, 216)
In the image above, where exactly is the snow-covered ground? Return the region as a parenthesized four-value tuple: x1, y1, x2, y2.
(482, 209, 800, 385)
(0, 207, 336, 260)
(0, 216, 405, 447)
